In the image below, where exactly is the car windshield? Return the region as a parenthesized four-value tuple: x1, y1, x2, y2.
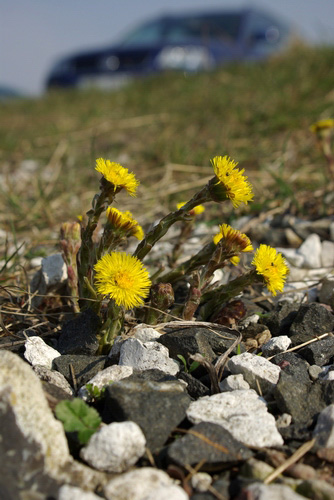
(119, 14, 242, 47)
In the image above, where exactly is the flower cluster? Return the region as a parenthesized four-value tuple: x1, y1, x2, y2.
(95, 158, 139, 196)
(210, 155, 254, 207)
(213, 224, 253, 265)
(252, 244, 289, 296)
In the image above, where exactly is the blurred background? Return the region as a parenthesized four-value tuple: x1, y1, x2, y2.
(2, 0, 334, 96)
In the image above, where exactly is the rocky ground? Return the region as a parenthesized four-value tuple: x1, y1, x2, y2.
(0, 213, 334, 500)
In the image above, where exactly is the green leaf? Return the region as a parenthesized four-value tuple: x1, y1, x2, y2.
(55, 398, 101, 444)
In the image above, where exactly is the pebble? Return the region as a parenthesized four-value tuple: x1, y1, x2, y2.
(241, 482, 307, 500)
(298, 233, 323, 268)
(33, 364, 74, 395)
(227, 352, 281, 394)
(104, 467, 187, 500)
(78, 365, 133, 401)
(318, 276, 334, 308)
(30, 253, 68, 307)
(321, 240, 334, 267)
(80, 421, 146, 473)
(119, 338, 180, 375)
(57, 485, 101, 500)
(261, 336, 291, 357)
(131, 323, 162, 342)
(24, 336, 61, 369)
(190, 472, 212, 492)
(219, 373, 250, 392)
(186, 389, 284, 448)
(313, 404, 334, 450)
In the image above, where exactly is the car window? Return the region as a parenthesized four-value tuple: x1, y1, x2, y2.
(165, 15, 242, 44)
(120, 20, 164, 47)
(243, 12, 283, 51)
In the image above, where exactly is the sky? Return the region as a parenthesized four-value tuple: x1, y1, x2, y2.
(2, 0, 334, 96)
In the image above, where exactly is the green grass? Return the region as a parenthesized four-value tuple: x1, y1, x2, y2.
(1, 43, 334, 246)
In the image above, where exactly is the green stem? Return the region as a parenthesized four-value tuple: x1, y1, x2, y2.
(133, 186, 210, 261)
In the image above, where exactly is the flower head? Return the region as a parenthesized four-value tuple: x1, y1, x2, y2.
(310, 119, 334, 134)
(210, 155, 254, 208)
(213, 223, 253, 265)
(176, 201, 205, 216)
(94, 252, 151, 309)
(106, 207, 144, 240)
(252, 244, 289, 296)
(95, 158, 139, 197)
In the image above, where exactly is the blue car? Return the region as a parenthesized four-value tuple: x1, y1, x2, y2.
(45, 8, 292, 90)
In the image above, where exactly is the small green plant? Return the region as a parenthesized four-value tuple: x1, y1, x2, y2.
(85, 382, 111, 401)
(177, 354, 200, 374)
(55, 398, 101, 445)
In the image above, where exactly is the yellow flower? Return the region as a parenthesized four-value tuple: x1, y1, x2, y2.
(213, 223, 253, 265)
(176, 201, 205, 216)
(95, 158, 139, 196)
(94, 252, 151, 309)
(106, 207, 144, 240)
(210, 155, 254, 208)
(252, 244, 289, 296)
(310, 119, 334, 134)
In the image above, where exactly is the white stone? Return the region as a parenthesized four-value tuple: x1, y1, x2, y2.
(219, 374, 250, 392)
(33, 365, 74, 395)
(104, 467, 179, 500)
(297, 233, 322, 268)
(261, 336, 291, 356)
(276, 247, 304, 268)
(190, 472, 212, 492)
(244, 482, 306, 500)
(119, 338, 180, 375)
(31, 253, 68, 306)
(186, 389, 283, 448)
(142, 485, 189, 500)
(78, 365, 133, 401)
(321, 240, 334, 268)
(80, 421, 146, 473)
(58, 485, 101, 500)
(240, 314, 260, 328)
(276, 413, 292, 428)
(227, 352, 281, 394)
(313, 404, 334, 449)
(132, 324, 162, 342)
(24, 336, 61, 369)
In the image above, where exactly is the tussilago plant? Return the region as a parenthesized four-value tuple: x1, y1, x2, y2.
(310, 118, 334, 186)
(70, 154, 289, 352)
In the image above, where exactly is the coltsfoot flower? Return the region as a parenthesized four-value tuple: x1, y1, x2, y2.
(310, 119, 334, 134)
(95, 158, 139, 196)
(213, 223, 253, 265)
(252, 244, 289, 296)
(94, 252, 151, 308)
(176, 201, 205, 215)
(210, 155, 254, 207)
(106, 207, 144, 240)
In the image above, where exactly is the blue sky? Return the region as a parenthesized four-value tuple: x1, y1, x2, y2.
(2, 0, 334, 95)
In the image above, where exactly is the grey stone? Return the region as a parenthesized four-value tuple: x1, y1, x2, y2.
(157, 326, 245, 362)
(240, 457, 275, 481)
(167, 421, 252, 467)
(57, 308, 101, 355)
(104, 467, 185, 500)
(242, 482, 306, 500)
(297, 233, 322, 268)
(318, 277, 334, 308)
(0, 351, 106, 499)
(31, 253, 67, 307)
(103, 377, 191, 451)
(298, 336, 334, 366)
(271, 352, 311, 385)
(296, 479, 334, 500)
(178, 371, 210, 399)
(119, 338, 180, 375)
(261, 336, 291, 357)
(24, 336, 61, 369)
(219, 374, 250, 392)
(52, 354, 107, 387)
(308, 364, 323, 381)
(313, 403, 334, 449)
(80, 421, 146, 472)
(276, 247, 304, 268)
(33, 364, 74, 395)
(78, 365, 133, 401)
(262, 301, 299, 337)
(227, 352, 281, 395)
(186, 389, 283, 448)
(289, 303, 334, 346)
